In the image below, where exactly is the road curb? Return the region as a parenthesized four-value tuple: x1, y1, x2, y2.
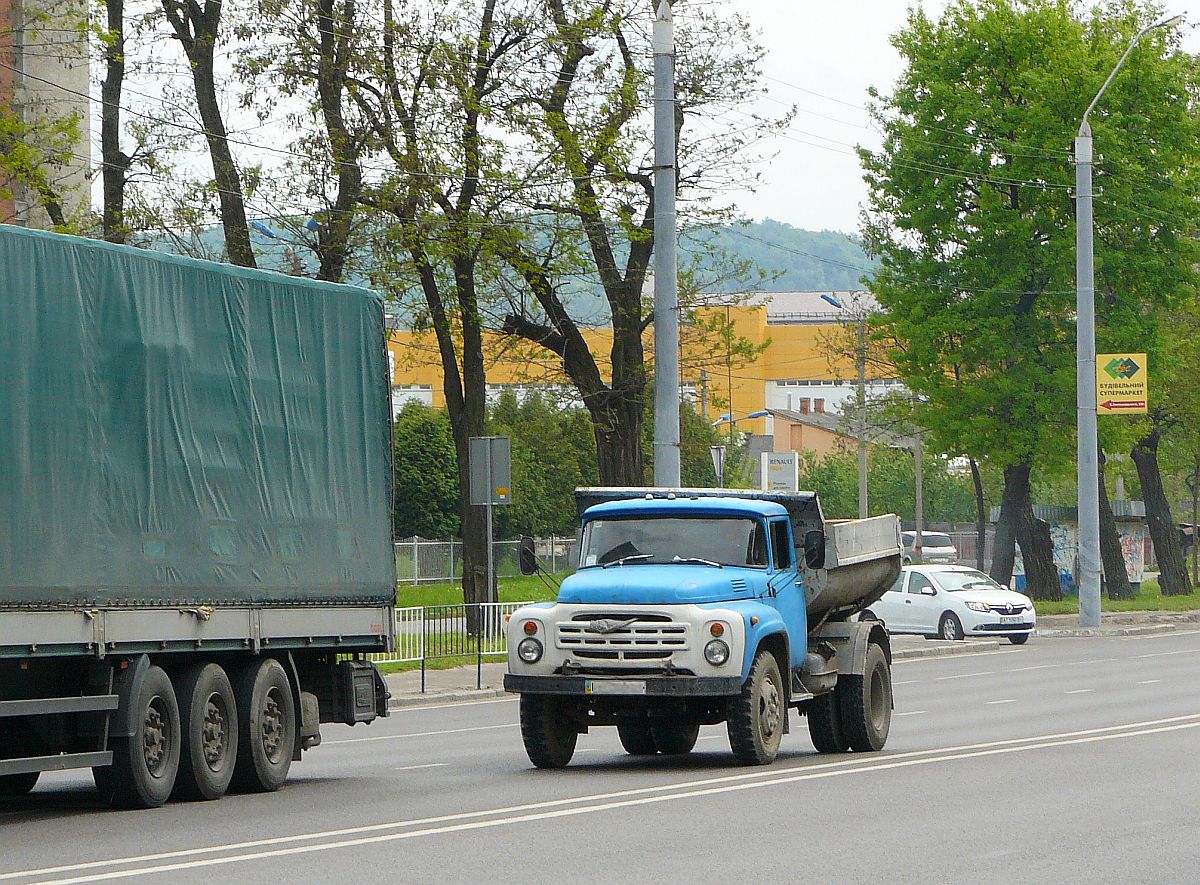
(1034, 623, 1176, 638)
(893, 640, 1002, 659)
(389, 687, 508, 709)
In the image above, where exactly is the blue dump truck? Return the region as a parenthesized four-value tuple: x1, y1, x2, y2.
(0, 226, 395, 808)
(505, 488, 901, 767)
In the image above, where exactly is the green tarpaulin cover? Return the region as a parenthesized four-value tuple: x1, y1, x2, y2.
(0, 225, 395, 608)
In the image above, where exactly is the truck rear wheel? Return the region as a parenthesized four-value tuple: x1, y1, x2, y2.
(807, 692, 848, 753)
(519, 695, 577, 768)
(838, 643, 892, 752)
(173, 662, 238, 801)
(651, 720, 700, 755)
(110, 664, 181, 809)
(728, 650, 785, 765)
(231, 658, 296, 793)
(617, 719, 658, 756)
(0, 772, 39, 796)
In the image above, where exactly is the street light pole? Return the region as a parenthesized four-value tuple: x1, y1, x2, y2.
(1075, 15, 1179, 628)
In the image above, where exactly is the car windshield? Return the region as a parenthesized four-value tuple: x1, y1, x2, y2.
(579, 516, 768, 568)
(904, 532, 953, 547)
(933, 570, 1001, 592)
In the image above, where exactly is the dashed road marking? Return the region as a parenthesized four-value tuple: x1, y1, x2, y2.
(392, 763, 450, 772)
(986, 699, 1017, 705)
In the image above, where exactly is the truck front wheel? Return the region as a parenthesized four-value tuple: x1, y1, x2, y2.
(728, 650, 785, 765)
(519, 695, 577, 768)
(838, 643, 892, 752)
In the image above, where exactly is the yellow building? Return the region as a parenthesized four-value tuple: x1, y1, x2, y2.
(386, 291, 899, 438)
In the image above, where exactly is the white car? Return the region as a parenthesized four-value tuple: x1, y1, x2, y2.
(862, 564, 1036, 645)
(901, 531, 958, 564)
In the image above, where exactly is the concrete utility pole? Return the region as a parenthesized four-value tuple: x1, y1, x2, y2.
(652, 0, 680, 487)
(1075, 14, 1179, 628)
(699, 368, 708, 419)
(857, 315, 868, 519)
(914, 432, 924, 562)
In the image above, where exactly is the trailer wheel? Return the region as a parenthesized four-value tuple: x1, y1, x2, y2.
(519, 695, 577, 768)
(807, 691, 848, 753)
(231, 658, 295, 793)
(110, 664, 181, 809)
(616, 719, 658, 756)
(651, 719, 700, 755)
(0, 772, 39, 796)
(728, 650, 785, 765)
(173, 663, 238, 801)
(838, 642, 892, 752)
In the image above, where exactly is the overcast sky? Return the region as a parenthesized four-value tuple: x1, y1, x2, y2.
(726, 0, 1200, 236)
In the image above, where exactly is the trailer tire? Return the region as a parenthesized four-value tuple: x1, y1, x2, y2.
(807, 691, 848, 753)
(519, 695, 577, 768)
(110, 664, 181, 809)
(173, 663, 238, 801)
(651, 719, 700, 755)
(0, 772, 39, 796)
(838, 642, 892, 752)
(728, 649, 785, 765)
(616, 719, 658, 756)
(231, 658, 295, 793)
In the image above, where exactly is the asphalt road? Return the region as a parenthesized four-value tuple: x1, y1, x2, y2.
(3, 630, 1200, 884)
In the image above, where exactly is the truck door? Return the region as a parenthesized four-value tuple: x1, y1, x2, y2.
(768, 518, 807, 668)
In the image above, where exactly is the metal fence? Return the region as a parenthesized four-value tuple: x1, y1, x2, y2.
(367, 601, 531, 692)
(394, 536, 578, 584)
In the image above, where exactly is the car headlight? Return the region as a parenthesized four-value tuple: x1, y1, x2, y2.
(704, 639, 730, 666)
(517, 638, 543, 663)
(965, 601, 990, 613)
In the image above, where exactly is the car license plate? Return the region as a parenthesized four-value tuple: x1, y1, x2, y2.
(1000, 615, 1023, 624)
(585, 679, 647, 695)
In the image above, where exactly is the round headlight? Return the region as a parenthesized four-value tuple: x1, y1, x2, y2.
(517, 637, 543, 663)
(704, 639, 730, 666)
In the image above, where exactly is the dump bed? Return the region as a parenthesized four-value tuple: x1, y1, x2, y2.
(574, 487, 901, 623)
(0, 225, 395, 609)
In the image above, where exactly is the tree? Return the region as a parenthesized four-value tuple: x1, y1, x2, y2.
(860, 0, 1199, 601)
(392, 402, 461, 539)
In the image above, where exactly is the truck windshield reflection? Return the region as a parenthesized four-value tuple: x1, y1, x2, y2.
(580, 516, 768, 568)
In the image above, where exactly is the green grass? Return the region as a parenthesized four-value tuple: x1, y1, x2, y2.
(394, 573, 563, 608)
(1033, 579, 1200, 616)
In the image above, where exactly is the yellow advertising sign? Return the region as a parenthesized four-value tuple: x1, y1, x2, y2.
(1097, 353, 1147, 415)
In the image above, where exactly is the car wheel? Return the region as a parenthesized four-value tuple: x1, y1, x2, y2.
(939, 612, 964, 641)
(1008, 633, 1030, 645)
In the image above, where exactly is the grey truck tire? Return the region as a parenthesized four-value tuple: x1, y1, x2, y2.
(173, 662, 238, 801)
(110, 664, 181, 809)
(231, 658, 295, 793)
(651, 719, 700, 755)
(728, 650, 786, 765)
(807, 691, 849, 753)
(0, 772, 39, 796)
(617, 719, 658, 756)
(838, 643, 892, 752)
(519, 695, 577, 768)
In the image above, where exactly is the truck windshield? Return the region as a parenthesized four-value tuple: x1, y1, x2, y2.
(579, 517, 768, 568)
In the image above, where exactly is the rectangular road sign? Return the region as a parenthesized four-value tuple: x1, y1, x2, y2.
(1097, 353, 1148, 416)
(469, 436, 511, 505)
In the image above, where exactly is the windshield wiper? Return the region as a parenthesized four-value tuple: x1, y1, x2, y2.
(671, 555, 723, 568)
(601, 553, 654, 568)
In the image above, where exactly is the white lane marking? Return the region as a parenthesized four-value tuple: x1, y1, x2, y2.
(892, 680, 921, 685)
(326, 724, 515, 745)
(392, 763, 449, 772)
(895, 711, 927, 717)
(1010, 665, 1054, 673)
(13, 713, 1200, 884)
(34, 719, 1200, 884)
(936, 671, 995, 681)
(986, 699, 1016, 705)
(1065, 689, 1093, 695)
(1138, 680, 1162, 685)
(1133, 649, 1198, 660)
(697, 735, 725, 742)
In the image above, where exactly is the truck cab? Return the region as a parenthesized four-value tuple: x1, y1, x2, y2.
(505, 488, 901, 769)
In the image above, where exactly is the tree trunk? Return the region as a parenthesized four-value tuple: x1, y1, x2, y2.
(591, 396, 646, 486)
(990, 462, 1060, 600)
(1098, 448, 1135, 600)
(970, 457, 986, 571)
(101, 0, 132, 243)
(1131, 427, 1191, 596)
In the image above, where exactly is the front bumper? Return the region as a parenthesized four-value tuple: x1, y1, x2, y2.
(504, 673, 744, 697)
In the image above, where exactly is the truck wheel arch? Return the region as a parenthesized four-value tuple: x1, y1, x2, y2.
(751, 632, 791, 708)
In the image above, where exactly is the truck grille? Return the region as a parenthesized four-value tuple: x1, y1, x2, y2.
(557, 617, 690, 655)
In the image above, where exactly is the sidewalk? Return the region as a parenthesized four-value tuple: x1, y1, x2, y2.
(1034, 609, 1200, 637)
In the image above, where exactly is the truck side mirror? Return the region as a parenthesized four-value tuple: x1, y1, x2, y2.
(803, 530, 826, 569)
(519, 536, 538, 576)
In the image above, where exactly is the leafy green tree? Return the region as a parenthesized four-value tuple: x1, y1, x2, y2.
(392, 403, 460, 540)
(861, 0, 1200, 600)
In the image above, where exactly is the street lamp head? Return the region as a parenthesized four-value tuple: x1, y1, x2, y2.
(1081, 13, 1184, 133)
